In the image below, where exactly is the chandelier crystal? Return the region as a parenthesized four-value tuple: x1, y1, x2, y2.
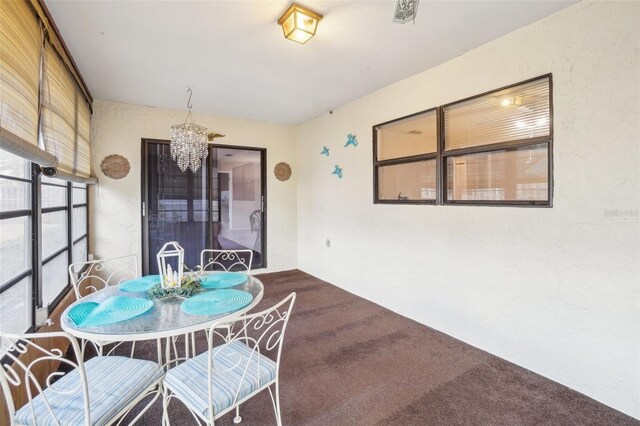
(170, 89, 209, 173)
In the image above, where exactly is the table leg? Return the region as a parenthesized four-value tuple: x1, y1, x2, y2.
(157, 338, 162, 366)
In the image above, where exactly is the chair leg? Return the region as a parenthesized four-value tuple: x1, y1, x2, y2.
(274, 381, 282, 426)
(233, 406, 242, 424)
(162, 384, 171, 426)
(129, 341, 136, 358)
(267, 382, 282, 426)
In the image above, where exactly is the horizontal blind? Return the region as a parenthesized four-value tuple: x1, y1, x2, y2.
(41, 42, 94, 182)
(444, 77, 550, 151)
(376, 110, 437, 161)
(0, 0, 56, 167)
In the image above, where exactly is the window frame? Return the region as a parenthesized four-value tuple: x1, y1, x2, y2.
(0, 165, 36, 331)
(0, 163, 89, 337)
(72, 183, 89, 265)
(372, 107, 441, 205)
(372, 74, 554, 207)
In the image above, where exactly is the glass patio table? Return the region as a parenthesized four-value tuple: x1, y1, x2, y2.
(60, 273, 264, 364)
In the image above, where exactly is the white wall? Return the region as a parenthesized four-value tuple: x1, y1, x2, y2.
(296, 1, 639, 418)
(90, 101, 297, 272)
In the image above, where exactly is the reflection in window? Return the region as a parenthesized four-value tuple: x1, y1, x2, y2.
(378, 160, 437, 201)
(446, 144, 549, 202)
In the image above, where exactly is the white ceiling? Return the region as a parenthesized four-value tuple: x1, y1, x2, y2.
(46, 0, 575, 125)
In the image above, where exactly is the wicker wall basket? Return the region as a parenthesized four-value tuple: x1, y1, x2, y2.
(100, 154, 131, 180)
(274, 162, 292, 182)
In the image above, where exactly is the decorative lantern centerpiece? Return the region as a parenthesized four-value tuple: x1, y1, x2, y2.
(156, 241, 184, 289)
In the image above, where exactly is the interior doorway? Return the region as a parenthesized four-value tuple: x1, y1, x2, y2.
(141, 140, 266, 273)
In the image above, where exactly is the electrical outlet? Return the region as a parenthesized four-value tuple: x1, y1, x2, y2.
(326, 239, 331, 248)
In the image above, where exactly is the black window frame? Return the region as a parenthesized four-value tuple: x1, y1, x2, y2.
(0, 161, 89, 337)
(72, 183, 89, 263)
(373, 107, 441, 205)
(372, 74, 553, 207)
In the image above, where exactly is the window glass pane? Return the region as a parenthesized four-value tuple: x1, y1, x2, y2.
(0, 277, 32, 352)
(41, 175, 67, 186)
(41, 183, 67, 208)
(42, 252, 68, 307)
(42, 211, 67, 258)
(446, 143, 548, 202)
(378, 159, 437, 201)
(0, 217, 30, 283)
(376, 110, 438, 161)
(444, 77, 550, 150)
(0, 178, 30, 211)
(0, 148, 30, 179)
(72, 186, 87, 205)
(73, 206, 87, 240)
(73, 237, 87, 264)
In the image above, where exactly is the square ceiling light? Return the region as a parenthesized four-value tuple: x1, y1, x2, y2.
(277, 3, 323, 44)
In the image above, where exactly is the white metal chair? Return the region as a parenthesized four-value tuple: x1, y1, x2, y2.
(68, 254, 139, 300)
(196, 249, 255, 355)
(0, 331, 163, 425)
(162, 293, 296, 426)
(68, 254, 139, 358)
(200, 249, 253, 273)
(249, 210, 262, 251)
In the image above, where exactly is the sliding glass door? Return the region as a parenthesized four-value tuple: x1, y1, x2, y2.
(142, 140, 265, 273)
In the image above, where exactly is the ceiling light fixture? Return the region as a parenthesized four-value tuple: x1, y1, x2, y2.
(394, 0, 419, 24)
(277, 3, 323, 44)
(170, 88, 208, 173)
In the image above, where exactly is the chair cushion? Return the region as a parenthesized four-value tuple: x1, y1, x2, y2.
(14, 356, 163, 426)
(165, 340, 277, 417)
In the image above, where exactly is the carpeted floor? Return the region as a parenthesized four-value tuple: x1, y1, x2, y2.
(117, 269, 636, 425)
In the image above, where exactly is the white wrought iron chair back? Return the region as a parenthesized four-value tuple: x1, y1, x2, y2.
(68, 254, 139, 358)
(0, 331, 91, 425)
(68, 254, 139, 300)
(200, 249, 253, 273)
(163, 293, 296, 425)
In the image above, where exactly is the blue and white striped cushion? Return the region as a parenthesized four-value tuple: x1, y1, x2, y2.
(14, 356, 163, 426)
(165, 340, 277, 417)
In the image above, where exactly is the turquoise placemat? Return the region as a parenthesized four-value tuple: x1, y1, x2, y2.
(120, 275, 161, 292)
(181, 289, 253, 316)
(201, 272, 248, 289)
(68, 296, 153, 327)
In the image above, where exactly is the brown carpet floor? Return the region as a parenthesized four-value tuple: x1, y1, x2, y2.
(114, 269, 636, 425)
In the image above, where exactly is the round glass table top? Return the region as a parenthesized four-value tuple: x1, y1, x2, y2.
(61, 274, 264, 341)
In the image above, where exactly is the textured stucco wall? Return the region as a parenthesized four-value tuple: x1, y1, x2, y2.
(90, 101, 297, 272)
(296, 1, 639, 418)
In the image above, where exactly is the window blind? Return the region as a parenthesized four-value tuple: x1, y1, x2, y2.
(40, 43, 95, 183)
(0, 0, 57, 167)
(376, 110, 438, 161)
(444, 77, 550, 151)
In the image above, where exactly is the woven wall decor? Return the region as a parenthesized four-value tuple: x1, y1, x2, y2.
(274, 162, 292, 182)
(100, 154, 131, 180)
